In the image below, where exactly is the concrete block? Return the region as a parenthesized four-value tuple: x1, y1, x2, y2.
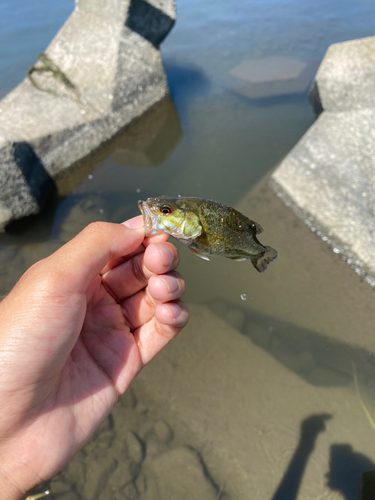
(227, 57, 318, 99)
(0, 0, 176, 228)
(272, 108, 375, 285)
(272, 36, 375, 286)
(310, 37, 375, 115)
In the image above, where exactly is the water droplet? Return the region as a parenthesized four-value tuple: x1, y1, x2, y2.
(136, 188, 141, 193)
(322, 236, 328, 242)
(362, 192, 367, 197)
(333, 248, 340, 254)
(240, 294, 247, 301)
(99, 208, 104, 214)
(88, 174, 93, 180)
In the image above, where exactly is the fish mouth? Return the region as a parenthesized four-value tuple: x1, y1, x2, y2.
(138, 200, 159, 236)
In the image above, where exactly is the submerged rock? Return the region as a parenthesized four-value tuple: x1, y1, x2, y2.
(226, 57, 318, 99)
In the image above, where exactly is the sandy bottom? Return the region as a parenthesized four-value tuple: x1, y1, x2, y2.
(14, 177, 375, 500)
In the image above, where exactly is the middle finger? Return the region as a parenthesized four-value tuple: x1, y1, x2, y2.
(121, 271, 186, 330)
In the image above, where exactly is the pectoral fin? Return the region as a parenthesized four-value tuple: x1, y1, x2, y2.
(189, 248, 210, 261)
(228, 257, 247, 262)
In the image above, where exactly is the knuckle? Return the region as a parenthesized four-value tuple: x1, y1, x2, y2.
(84, 221, 110, 237)
(120, 302, 132, 329)
(144, 286, 157, 309)
(155, 319, 176, 342)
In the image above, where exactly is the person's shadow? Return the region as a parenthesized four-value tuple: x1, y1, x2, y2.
(270, 414, 375, 500)
(271, 414, 331, 500)
(326, 444, 375, 500)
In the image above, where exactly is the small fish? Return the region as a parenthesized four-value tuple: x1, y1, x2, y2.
(138, 196, 277, 272)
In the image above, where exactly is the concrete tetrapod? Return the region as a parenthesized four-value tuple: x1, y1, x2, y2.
(0, 0, 176, 228)
(271, 36, 375, 286)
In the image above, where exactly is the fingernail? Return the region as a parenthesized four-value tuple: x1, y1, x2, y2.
(161, 276, 179, 294)
(156, 244, 175, 268)
(167, 303, 182, 319)
(123, 216, 144, 230)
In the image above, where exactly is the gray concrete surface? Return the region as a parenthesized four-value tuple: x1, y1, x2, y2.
(0, 0, 176, 228)
(309, 37, 375, 115)
(271, 36, 375, 286)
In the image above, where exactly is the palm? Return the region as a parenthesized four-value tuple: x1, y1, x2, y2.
(7, 279, 141, 482)
(67, 276, 142, 415)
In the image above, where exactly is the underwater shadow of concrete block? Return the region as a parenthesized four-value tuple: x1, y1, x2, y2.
(0, 0, 176, 229)
(207, 298, 375, 392)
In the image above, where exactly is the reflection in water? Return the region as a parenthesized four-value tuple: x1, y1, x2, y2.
(110, 96, 182, 168)
(56, 96, 182, 195)
(207, 298, 375, 395)
(327, 444, 375, 500)
(271, 414, 331, 500)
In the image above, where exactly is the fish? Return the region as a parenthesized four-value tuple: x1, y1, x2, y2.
(138, 196, 277, 272)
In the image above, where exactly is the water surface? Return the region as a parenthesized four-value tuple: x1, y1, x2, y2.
(1, 0, 375, 499)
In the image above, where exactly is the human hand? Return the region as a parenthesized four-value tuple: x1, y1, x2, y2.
(0, 217, 189, 499)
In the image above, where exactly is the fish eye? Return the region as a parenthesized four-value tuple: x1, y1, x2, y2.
(160, 205, 172, 215)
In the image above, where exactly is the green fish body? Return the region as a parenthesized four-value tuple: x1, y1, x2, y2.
(138, 196, 277, 273)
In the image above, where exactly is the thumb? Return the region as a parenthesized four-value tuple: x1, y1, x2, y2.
(44, 218, 145, 294)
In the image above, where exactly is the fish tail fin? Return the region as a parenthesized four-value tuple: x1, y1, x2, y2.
(252, 246, 278, 273)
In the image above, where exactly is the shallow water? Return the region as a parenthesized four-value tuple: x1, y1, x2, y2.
(2, 0, 375, 499)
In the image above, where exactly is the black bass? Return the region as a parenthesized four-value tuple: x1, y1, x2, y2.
(138, 196, 277, 273)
